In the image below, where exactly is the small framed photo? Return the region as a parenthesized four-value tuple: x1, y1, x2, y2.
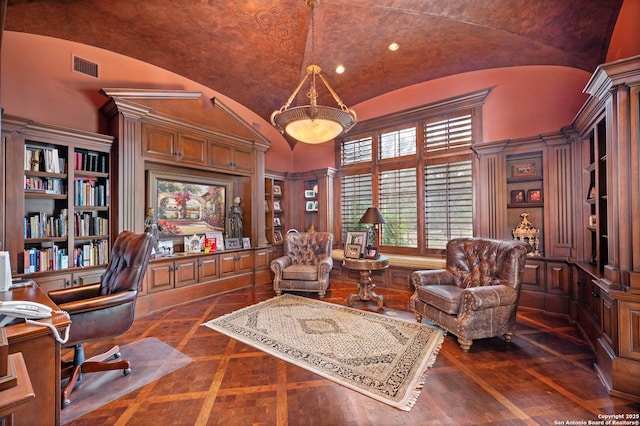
(510, 190, 526, 204)
(273, 230, 283, 243)
(305, 200, 315, 211)
(242, 237, 251, 249)
(363, 246, 379, 259)
(225, 238, 241, 250)
(511, 162, 537, 178)
(588, 215, 597, 227)
(274, 217, 282, 227)
(313, 200, 319, 210)
(184, 234, 204, 253)
(345, 243, 362, 259)
(157, 240, 174, 256)
(273, 200, 281, 211)
(345, 231, 367, 257)
(587, 183, 596, 200)
(304, 190, 315, 199)
(273, 185, 282, 195)
(206, 231, 225, 251)
(264, 200, 270, 212)
(527, 189, 542, 202)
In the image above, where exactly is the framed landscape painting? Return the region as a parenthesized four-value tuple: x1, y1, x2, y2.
(147, 170, 233, 237)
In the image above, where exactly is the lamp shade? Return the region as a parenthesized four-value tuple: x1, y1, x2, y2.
(359, 207, 386, 224)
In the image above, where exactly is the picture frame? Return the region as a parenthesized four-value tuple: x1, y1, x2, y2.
(588, 215, 597, 227)
(242, 237, 251, 249)
(264, 200, 270, 212)
(363, 246, 379, 259)
(510, 189, 526, 204)
(147, 170, 231, 237)
(273, 229, 283, 243)
(273, 185, 282, 195)
(313, 200, 319, 210)
(527, 189, 542, 202)
(206, 231, 225, 251)
(274, 217, 282, 227)
(183, 234, 204, 253)
(511, 162, 537, 178)
(305, 200, 316, 211)
(345, 231, 368, 257)
(304, 190, 315, 199)
(345, 243, 362, 259)
(225, 238, 241, 250)
(587, 183, 596, 200)
(157, 240, 174, 256)
(273, 200, 281, 211)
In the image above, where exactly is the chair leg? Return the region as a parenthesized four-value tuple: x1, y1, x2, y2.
(458, 338, 473, 352)
(504, 332, 514, 343)
(318, 290, 325, 299)
(413, 312, 423, 322)
(61, 344, 131, 409)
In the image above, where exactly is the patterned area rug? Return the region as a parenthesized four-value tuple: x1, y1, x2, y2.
(203, 294, 444, 411)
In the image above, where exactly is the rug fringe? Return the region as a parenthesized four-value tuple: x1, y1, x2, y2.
(401, 329, 445, 411)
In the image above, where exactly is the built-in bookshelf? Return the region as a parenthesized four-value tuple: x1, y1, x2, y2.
(265, 175, 285, 245)
(2, 115, 113, 279)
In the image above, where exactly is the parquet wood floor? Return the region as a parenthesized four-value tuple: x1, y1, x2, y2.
(64, 280, 640, 425)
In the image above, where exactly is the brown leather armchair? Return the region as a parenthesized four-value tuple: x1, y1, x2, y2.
(270, 232, 333, 298)
(48, 231, 154, 408)
(410, 238, 531, 352)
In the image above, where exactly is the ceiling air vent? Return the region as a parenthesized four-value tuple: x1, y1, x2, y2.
(73, 56, 99, 78)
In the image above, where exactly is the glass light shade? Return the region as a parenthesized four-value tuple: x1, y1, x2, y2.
(273, 105, 356, 144)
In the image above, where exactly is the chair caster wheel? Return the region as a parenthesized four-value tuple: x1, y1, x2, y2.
(124, 368, 131, 376)
(62, 399, 71, 409)
(114, 351, 122, 359)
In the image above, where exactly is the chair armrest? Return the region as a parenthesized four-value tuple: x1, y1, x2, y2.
(48, 283, 102, 305)
(318, 256, 333, 277)
(411, 269, 455, 289)
(55, 291, 137, 315)
(460, 285, 518, 312)
(270, 256, 292, 277)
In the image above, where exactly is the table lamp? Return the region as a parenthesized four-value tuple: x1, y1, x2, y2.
(359, 207, 386, 248)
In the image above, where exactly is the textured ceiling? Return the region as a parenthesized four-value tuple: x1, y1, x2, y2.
(4, 0, 623, 125)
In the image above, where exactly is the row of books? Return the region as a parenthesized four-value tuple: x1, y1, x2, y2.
(24, 210, 68, 239)
(74, 213, 109, 237)
(74, 178, 110, 207)
(22, 241, 109, 273)
(75, 150, 108, 173)
(24, 176, 65, 194)
(25, 145, 65, 173)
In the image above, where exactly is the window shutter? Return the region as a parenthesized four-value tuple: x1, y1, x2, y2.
(340, 173, 373, 240)
(424, 114, 472, 152)
(379, 127, 416, 159)
(379, 168, 418, 248)
(424, 159, 473, 249)
(341, 137, 372, 165)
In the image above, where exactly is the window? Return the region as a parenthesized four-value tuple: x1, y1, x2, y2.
(339, 90, 487, 254)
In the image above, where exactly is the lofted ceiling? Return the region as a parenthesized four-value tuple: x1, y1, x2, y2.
(3, 0, 623, 129)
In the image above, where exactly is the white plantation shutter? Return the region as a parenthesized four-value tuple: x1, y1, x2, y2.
(425, 114, 472, 152)
(341, 136, 372, 165)
(379, 168, 417, 248)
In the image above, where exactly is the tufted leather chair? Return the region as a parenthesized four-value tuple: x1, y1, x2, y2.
(410, 238, 531, 352)
(270, 232, 333, 298)
(48, 231, 154, 408)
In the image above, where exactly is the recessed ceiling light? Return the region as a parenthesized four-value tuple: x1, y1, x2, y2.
(388, 42, 400, 51)
(335, 65, 345, 74)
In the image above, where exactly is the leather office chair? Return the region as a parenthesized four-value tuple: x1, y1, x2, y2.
(48, 231, 154, 408)
(270, 232, 333, 298)
(410, 238, 531, 352)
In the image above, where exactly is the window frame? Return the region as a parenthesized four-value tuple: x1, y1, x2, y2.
(336, 89, 489, 255)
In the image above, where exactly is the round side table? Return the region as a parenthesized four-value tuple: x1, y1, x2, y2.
(343, 255, 389, 311)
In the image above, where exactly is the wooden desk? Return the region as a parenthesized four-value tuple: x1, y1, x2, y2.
(1, 284, 70, 426)
(343, 256, 389, 311)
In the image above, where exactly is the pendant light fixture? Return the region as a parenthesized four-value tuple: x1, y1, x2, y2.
(270, 0, 357, 144)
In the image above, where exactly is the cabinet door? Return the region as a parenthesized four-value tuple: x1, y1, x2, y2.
(147, 260, 174, 293)
(178, 133, 207, 165)
(208, 142, 233, 169)
(174, 258, 198, 288)
(219, 252, 238, 277)
(33, 272, 73, 293)
(237, 250, 254, 273)
(233, 146, 253, 173)
(199, 254, 219, 283)
(74, 268, 105, 287)
(545, 262, 569, 295)
(143, 124, 178, 161)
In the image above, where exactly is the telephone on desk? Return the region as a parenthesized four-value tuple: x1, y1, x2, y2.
(0, 300, 69, 343)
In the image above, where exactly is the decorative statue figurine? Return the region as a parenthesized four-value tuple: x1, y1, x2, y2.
(229, 197, 243, 239)
(144, 208, 163, 254)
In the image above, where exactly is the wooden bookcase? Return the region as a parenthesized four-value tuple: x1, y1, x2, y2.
(2, 115, 113, 285)
(265, 174, 286, 245)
